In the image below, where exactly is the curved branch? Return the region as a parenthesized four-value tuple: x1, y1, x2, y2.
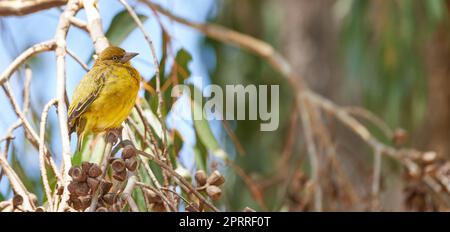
(0, 0, 67, 16)
(0, 40, 56, 86)
(38, 99, 58, 212)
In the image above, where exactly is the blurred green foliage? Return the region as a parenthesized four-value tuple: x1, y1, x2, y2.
(341, 0, 448, 130)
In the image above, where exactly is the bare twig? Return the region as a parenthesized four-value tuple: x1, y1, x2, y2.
(139, 0, 306, 90)
(120, 0, 171, 186)
(68, 16, 89, 32)
(1, 82, 61, 182)
(0, 65, 32, 182)
(135, 148, 219, 212)
(54, 0, 81, 211)
(135, 181, 177, 211)
(88, 132, 115, 212)
(298, 95, 322, 211)
(121, 175, 139, 212)
(0, 0, 68, 16)
(371, 147, 382, 211)
(0, 152, 34, 211)
(38, 99, 58, 212)
(0, 40, 56, 85)
(66, 48, 89, 71)
(346, 106, 394, 140)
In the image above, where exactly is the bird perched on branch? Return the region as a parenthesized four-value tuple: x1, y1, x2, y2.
(68, 46, 140, 151)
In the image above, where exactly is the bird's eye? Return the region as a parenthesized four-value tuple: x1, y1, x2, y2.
(112, 56, 118, 61)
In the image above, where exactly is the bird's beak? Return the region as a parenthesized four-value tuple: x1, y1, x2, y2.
(121, 52, 139, 63)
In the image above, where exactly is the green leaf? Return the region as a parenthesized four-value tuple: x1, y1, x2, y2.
(145, 30, 193, 117)
(87, 10, 148, 63)
(188, 85, 228, 163)
(132, 188, 147, 212)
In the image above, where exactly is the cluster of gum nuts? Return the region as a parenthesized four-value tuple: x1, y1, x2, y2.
(195, 170, 225, 201)
(67, 145, 138, 212)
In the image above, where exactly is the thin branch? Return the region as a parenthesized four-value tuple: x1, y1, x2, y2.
(0, 152, 34, 211)
(0, 0, 68, 16)
(345, 106, 394, 140)
(120, 0, 171, 183)
(88, 132, 115, 212)
(54, 0, 81, 211)
(371, 147, 382, 211)
(121, 175, 139, 212)
(298, 94, 322, 211)
(68, 16, 89, 32)
(124, 124, 173, 211)
(0, 65, 32, 182)
(1, 82, 62, 182)
(135, 181, 177, 212)
(0, 40, 56, 86)
(66, 48, 89, 71)
(139, 0, 306, 90)
(135, 148, 219, 212)
(38, 99, 58, 212)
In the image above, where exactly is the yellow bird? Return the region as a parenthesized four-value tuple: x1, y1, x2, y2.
(68, 46, 140, 150)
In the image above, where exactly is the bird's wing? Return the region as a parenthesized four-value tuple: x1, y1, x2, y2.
(68, 67, 107, 134)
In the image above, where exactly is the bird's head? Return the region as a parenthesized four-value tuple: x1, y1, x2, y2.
(96, 46, 139, 65)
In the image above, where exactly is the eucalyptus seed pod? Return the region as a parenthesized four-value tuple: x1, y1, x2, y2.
(12, 195, 23, 207)
(69, 193, 79, 202)
(87, 177, 100, 192)
(206, 185, 222, 201)
(72, 198, 83, 210)
(110, 203, 122, 212)
(422, 151, 437, 164)
(122, 145, 136, 159)
(79, 196, 92, 209)
(74, 182, 90, 196)
(243, 207, 256, 212)
(392, 128, 408, 146)
(100, 181, 113, 195)
(113, 170, 127, 182)
(88, 164, 102, 178)
(102, 193, 117, 205)
(68, 166, 75, 177)
(195, 170, 207, 186)
(68, 182, 77, 195)
(144, 189, 161, 204)
(96, 207, 108, 212)
(71, 166, 87, 182)
(152, 202, 166, 212)
(56, 185, 64, 195)
(125, 157, 137, 171)
(108, 157, 118, 164)
(81, 162, 93, 173)
(207, 170, 225, 186)
(35, 207, 45, 212)
(111, 158, 126, 172)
